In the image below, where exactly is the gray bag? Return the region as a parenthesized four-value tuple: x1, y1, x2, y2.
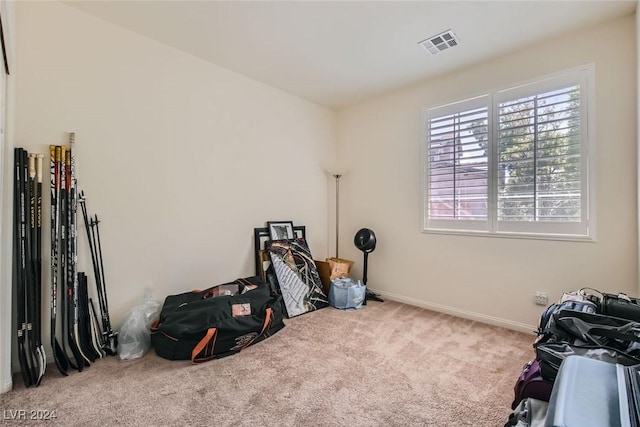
(504, 398, 548, 427)
(536, 309, 640, 380)
(328, 277, 365, 310)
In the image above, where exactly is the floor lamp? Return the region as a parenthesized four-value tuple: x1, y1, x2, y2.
(333, 174, 341, 258)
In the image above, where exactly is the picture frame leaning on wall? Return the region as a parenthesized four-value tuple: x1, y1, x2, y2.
(267, 221, 294, 241)
(254, 225, 306, 279)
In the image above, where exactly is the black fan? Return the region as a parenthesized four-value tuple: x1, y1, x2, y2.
(354, 228, 383, 303)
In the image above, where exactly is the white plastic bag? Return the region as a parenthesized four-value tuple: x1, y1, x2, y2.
(117, 291, 161, 360)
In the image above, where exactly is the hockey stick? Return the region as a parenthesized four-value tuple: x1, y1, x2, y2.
(49, 145, 69, 376)
(63, 144, 85, 370)
(14, 148, 33, 387)
(35, 154, 47, 383)
(77, 273, 99, 361)
(88, 298, 104, 358)
(28, 154, 45, 386)
(59, 145, 79, 371)
(21, 150, 39, 385)
(69, 134, 92, 365)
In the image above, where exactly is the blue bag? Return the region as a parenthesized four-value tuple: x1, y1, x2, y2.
(328, 277, 365, 310)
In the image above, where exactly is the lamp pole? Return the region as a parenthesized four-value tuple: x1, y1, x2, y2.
(333, 174, 342, 258)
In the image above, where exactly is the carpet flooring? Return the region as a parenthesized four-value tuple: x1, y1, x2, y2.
(0, 300, 535, 426)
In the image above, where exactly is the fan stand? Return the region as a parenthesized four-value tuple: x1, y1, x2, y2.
(361, 251, 383, 304)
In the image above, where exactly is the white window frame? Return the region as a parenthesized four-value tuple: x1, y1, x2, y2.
(423, 64, 596, 241)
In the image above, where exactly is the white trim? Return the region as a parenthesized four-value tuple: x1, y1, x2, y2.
(421, 107, 428, 230)
(585, 64, 597, 242)
(369, 287, 537, 335)
(497, 220, 588, 237)
(425, 93, 490, 118)
(495, 70, 583, 100)
(494, 63, 595, 96)
(426, 218, 489, 232)
(0, 69, 10, 391)
(0, 0, 14, 394)
(637, 1, 640, 297)
(423, 227, 595, 243)
(489, 86, 499, 232)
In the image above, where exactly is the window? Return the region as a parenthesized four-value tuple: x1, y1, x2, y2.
(424, 66, 594, 240)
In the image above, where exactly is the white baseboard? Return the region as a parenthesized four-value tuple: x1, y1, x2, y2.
(369, 288, 537, 335)
(4, 351, 63, 394)
(1, 377, 12, 394)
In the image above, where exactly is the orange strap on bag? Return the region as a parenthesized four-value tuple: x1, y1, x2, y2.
(237, 308, 273, 351)
(190, 308, 273, 362)
(191, 328, 217, 363)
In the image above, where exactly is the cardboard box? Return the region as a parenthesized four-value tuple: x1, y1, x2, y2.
(316, 258, 355, 296)
(315, 260, 332, 295)
(326, 257, 354, 280)
(257, 250, 271, 281)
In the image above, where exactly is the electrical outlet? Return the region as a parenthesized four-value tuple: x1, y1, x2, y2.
(535, 292, 548, 306)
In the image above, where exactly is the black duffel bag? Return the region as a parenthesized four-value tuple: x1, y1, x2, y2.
(539, 309, 640, 350)
(535, 309, 640, 380)
(536, 341, 640, 381)
(151, 276, 285, 363)
(601, 293, 640, 322)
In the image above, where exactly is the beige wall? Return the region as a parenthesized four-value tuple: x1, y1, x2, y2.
(337, 15, 638, 331)
(1, 2, 637, 389)
(11, 0, 337, 355)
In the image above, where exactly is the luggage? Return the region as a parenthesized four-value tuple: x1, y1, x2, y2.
(537, 300, 596, 335)
(504, 398, 548, 427)
(558, 288, 640, 323)
(536, 340, 640, 381)
(539, 309, 640, 350)
(601, 293, 640, 323)
(511, 290, 640, 420)
(545, 355, 640, 427)
(511, 359, 554, 410)
(151, 276, 285, 363)
(535, 309, 640, 380)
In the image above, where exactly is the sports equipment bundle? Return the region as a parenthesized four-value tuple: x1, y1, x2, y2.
(151, 277, 285, 363)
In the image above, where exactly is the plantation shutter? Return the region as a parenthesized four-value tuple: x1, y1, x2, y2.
(423, 66, 592, 239)
(425, 96, 490, 232)
(494, 75, 589, 236)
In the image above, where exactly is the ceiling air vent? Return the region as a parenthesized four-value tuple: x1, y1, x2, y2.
(418, 30, 459, 55)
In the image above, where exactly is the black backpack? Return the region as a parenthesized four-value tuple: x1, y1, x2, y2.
(151, 276, 285, 363)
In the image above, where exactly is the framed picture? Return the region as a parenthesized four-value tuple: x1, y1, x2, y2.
(266, 239, 328, 317)
(254, 225, 307, 278)
(293, 226, 306, 240)
(267, 221, 295, 241)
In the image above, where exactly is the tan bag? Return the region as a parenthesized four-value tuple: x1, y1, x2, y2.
(326, 257, 354, 279)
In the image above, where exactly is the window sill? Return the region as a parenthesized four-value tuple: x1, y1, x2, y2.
(422, 228, 595, 243)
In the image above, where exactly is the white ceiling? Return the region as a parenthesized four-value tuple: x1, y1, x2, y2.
(66, 1, 636, 110)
